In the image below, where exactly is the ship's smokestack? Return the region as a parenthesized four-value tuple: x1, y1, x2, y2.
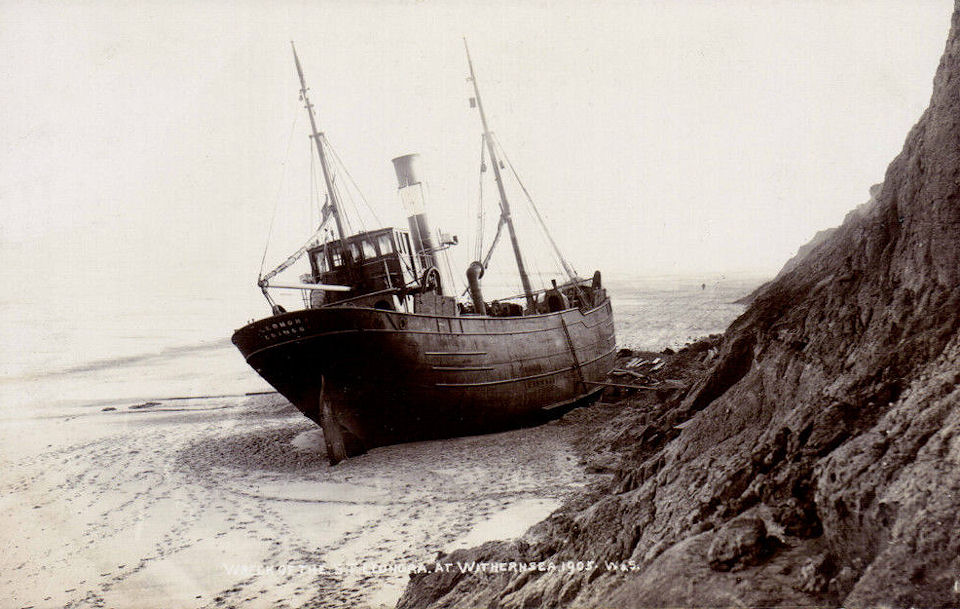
(466, 261, 486, 315)
(392, 153, 437, 270)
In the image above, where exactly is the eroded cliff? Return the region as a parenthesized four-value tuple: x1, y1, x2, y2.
(399, 5, 960, 607)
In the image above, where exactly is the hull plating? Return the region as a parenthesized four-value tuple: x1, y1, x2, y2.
(232, 299, 616, 450)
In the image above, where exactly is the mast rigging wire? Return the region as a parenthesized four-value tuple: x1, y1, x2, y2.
(492, 133, 580, 284)
(326, 134, 383, 230)
(474, 136, 487, 261)
(310, 138, 319, 229)
(258, 219, 333, 286)
(482, 217, 506, 270)
(259, 113, 301, 280)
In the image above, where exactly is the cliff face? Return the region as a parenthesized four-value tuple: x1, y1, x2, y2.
(735, 183, 881, 305)
(400, 6, 960, 608)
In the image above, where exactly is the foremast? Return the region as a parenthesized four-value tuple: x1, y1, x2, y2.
(291, 42, 353, 273)
(464, 39, 536, 313)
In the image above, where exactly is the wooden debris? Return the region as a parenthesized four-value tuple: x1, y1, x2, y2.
(583, 380, 660, 391)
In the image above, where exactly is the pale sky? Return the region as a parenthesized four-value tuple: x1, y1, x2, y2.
(0, 1, 953, 316)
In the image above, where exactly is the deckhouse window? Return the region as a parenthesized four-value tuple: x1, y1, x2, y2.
(313, 250, 330, 272)
(362, 239, 378, 259)
(377, 234, 394, 256)
(329, 244, 343, 268)
(348, 241, 361, 260)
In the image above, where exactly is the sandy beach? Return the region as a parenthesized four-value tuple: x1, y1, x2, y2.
(1, 394, 593, 609)
(0, 275, 751, 609)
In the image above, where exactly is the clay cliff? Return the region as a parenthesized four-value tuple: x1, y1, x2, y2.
(399, 4, 960, 608)
(736, 183, 881, 305)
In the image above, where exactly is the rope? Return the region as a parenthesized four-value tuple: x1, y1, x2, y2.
(259, 113, 301, 280)
(326, 134, 383, 230)
(482, 216, 506, 269)
(492, 134, 579, 283)
(259, 218, 333, 285)
(441, 243, 460, 296)
(460, 215, 505, 298)
(516, 167, 566, 290)
(475, 136, 487, 261)
(310, 139, 318, 228)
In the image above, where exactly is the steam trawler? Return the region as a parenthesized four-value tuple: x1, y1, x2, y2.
(232, 42, 616, 463)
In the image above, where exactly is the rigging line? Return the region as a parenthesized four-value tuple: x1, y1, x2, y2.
(441, 240, 459, 296)
(316, 134, 348, 237)
(460, 213, 505, 298)
(328, 141, 367, 236)
(325, 161, 353, 238)
(325, 134, 383, 229)
(310, 138, 318, 229)
(259, 113, 302, 279)
(475, 135, 487, 261)
(519, 184, 585, 302)
(522, 201, 549, 294)
(472, 136, 510, 276)
(395, 236, 417, 277)
(339, 170, 366, 235)
(259, 217, 333, 284)
(310, 131, 353, 239)
(515, 166, 566, 288)
(456, 137, 507, 295)
(491, 133, 579, 283)
(309, 136, 334, 235)
(481, 216, 507, 269)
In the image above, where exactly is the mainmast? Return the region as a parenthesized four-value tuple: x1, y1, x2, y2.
(464, 39, 536, 313)
(291, 42, 352, 266)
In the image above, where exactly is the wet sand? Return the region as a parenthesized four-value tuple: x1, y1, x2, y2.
(0, 394, 593, 608)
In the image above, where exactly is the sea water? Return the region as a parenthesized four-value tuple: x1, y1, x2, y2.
(0, 273, 762, 417)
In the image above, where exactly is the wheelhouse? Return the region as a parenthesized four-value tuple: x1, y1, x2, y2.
(306, 227, 426, 306)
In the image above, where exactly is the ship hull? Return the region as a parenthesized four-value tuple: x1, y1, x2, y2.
(232, 298, 616, 455)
